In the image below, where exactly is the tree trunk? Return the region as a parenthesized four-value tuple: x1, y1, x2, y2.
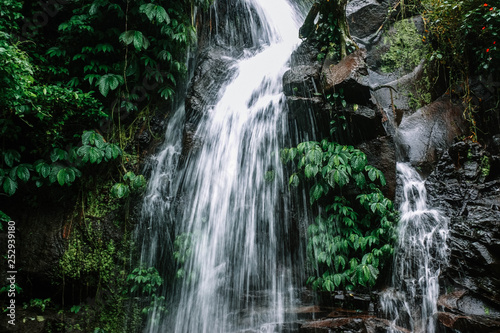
(300, 0, 357, 59)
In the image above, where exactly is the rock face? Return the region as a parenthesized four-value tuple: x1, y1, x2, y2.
(283, 44, 388, 145)
(396, 96, 468, 171)
(346, 0, 397, 40)
(358, 136, 396, 199)
(426, 141, 500, 331)
(321, 48, 371, 106)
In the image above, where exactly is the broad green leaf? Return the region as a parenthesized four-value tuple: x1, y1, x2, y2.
(307, 146, 323, 165)
(157, 50, 172, 61)
(16, 165, 30, 182)
(111, 183, 130, 198)
(324, 279, 335, 292)
(4, 150, 21, 168)
(97, 74, 123, 97)
(379, 172, 387, 186)
(57, 168, 68, 186)
(367, 166, 377, 182)
(353, 172, 366, 188)
(110, 144, 121, 159)
(89, 147, 104, 164)
(309, 183, 324, 205)
(333, 274, 342, 287)
(35, 160, 50, 178)
(351, 153, 366, 173)
(82, 130, 94, 145)
(3, 177, 18, 196)
(77, 145, 91, 163)
(289, 174, 299, 187)
(48, 164, 63, 184)
(139, 3, 170, 24)
(304, 164, 318, 178)
(9, 166, 18, 180)
(132, 175, 146, 190)
(119, 30, 149, 51)
(123, 171, 136, 181)
(50, 148, 68, 162)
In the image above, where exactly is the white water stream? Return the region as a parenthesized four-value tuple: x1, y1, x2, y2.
(137, 0, 303, 332)
(381, 163, 449, 332)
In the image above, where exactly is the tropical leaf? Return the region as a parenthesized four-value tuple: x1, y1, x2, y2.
(97, 74, 123, 97)
(139, 3, 170, 24)
(16, 164, 30, 182)
(119, 30, 150, 51)
(111, 183, 130, 198)
(3, 177, 18, 196)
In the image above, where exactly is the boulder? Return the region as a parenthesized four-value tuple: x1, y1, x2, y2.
(358, 136, 396, 200)
(436, 289, 500, 332)
(321, 48, 372, 106)
(346, 0, 397, 40)
(283, 65, 321, 98)
(395, 96, 467, 171)
(186, 47, 238, 121)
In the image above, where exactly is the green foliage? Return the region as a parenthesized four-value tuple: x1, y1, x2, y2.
(418, 0, 500, 142)
(312, 11, 356, 62)
(60, 233, 116, 283)
(23, 298, 51, 313)
(127, 266, 167, 316)
(0, 282, 22, 295)
(110, 171, 146, 199)
(282, 140, 396, 291)
(0, 210, 10, 230)
(423, 1, 499, 76)
(78, 130, 122, 164)
(0, 32, 34, 113)
(380, 19, 429, 73)
(127, 267, 163, 294)
(0, 130, 121, 196)
(480, 155, 490, 177)
(0, 1, 211, 331)
(70, 305, 82, 314)
(173, 232, 196, 279)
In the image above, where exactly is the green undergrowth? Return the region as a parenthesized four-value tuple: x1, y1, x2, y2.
(282, 140, 397, 292)
(380, 18, 428, 73)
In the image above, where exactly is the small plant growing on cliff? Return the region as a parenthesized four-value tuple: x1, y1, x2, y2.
(128, 266, 167, 316)
(111, 171, 147, 198)
(380, 19, 428, 73)
(282, 140, 397, 291)
(23, 298, 51, 313)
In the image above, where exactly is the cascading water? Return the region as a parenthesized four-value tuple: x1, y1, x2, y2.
(136, 0, 303, 332)
(381, 163, 449, 332)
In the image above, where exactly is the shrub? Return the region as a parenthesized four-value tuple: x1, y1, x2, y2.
(282, 140, 396, 291)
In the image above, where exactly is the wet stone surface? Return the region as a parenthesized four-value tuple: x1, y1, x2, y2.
(426, 141, 500, 331)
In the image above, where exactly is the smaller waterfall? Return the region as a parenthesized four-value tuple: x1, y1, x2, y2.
(381, 163, 449, 333)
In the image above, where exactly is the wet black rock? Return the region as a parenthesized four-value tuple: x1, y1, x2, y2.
(396, 96, 467, 171)
(358, 136, 396, 200)
(186, 47, 238, 121)
(346, 0, 397, 40)
(283, 65, 321, 98)
(321, 48, 372, 107)
(426, 141, 500, 332)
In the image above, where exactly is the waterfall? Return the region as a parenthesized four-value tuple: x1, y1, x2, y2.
(381, 163, 449, 332)
(136, 0, 303, 332)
